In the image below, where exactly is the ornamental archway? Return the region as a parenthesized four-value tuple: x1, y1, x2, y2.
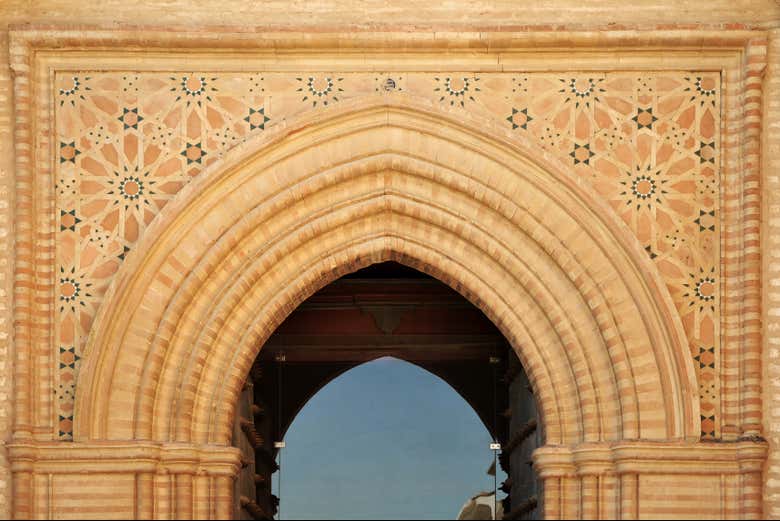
(74, 95, 699, 518)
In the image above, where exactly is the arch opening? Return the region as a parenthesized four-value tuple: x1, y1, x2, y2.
(232, 262, 543, 520)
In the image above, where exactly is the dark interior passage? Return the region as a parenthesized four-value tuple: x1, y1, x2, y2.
(232, 262, 542, 519)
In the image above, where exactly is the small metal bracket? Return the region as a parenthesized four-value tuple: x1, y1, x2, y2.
(274, 353, 286, 363)
(489, 356, 501, 365)
(274, 441, 286, 449)
(490, 442, 502, 451)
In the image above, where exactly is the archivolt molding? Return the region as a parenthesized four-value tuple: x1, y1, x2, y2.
(74, 95, 698, 447)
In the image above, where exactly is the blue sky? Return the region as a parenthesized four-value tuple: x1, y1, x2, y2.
(274, 357, 502, 520)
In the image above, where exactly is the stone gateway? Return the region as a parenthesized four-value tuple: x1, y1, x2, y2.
(1, 1, 780, 518)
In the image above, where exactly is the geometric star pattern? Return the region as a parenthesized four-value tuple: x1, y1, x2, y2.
(55, 71, 720, 440)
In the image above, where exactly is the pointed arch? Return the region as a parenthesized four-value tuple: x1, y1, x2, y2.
(74, 94, 699, 446)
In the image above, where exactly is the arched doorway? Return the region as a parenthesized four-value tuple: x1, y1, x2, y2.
(232, 262, 542, 520)
(72, 96, 700, 518)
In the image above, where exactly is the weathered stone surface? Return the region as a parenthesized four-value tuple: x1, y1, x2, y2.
(1, 0, 779, 28)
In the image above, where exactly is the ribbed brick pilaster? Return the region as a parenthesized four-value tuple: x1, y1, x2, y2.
(0, 29, 14, 520)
